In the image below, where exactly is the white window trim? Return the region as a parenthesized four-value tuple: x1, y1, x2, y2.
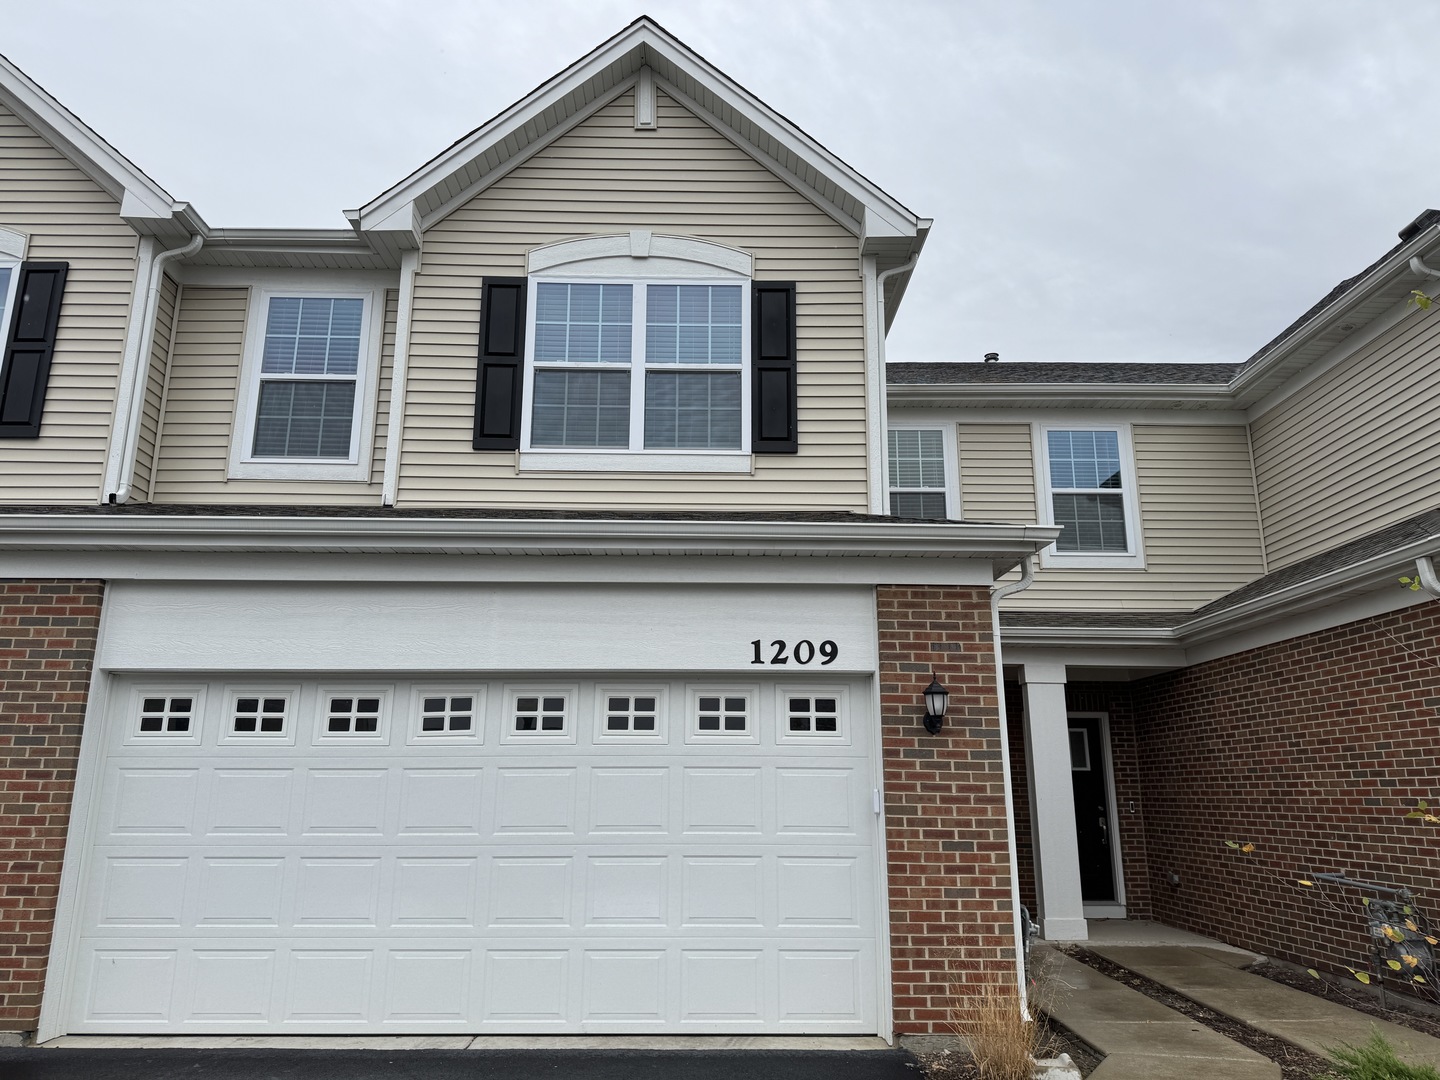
(885, 422, 960, 519)
(229, 279, 386, 481)
(0, 227, 26, 351)
(519, 236, 754, 473)
(1033, 421, 1145, 569)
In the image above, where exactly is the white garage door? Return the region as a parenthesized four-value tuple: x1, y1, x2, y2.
(60, 675, 882, 1033)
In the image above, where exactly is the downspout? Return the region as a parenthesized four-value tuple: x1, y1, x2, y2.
(871, 254, 919, 513)
(108, 232, 203, 503)
(1415, 555, 1440, 598)
(381, 249, 420, 507)
(990, 554, 1037, 1018)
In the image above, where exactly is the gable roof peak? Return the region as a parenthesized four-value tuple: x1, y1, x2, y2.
(349, 19, 925, 270)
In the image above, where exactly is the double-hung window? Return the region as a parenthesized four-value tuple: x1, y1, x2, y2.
(523, 279, 748, 465)
(231, 282, 384, 480)
(887, 427, 953, 519)
(1036, 424, 1144, 567)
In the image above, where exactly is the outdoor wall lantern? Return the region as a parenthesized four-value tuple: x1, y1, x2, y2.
(922, 674, 949, 735)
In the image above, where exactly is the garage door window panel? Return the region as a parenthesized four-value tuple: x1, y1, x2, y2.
(221, 689, 297, 745)
(504, 688, 577, 743)
(128, 689, 204, 745)
(595, 689, 668, 742)
(777, 689, 849, 743)
(314, 691, 391, 744)
(688, 689, 757, 744)
(409, 688, 486, 743)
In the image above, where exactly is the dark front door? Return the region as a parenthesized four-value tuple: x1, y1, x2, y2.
(1069, 716, 1117, 903)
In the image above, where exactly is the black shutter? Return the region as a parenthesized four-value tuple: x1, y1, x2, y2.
(751, 281, 798, 454)
(0, 261, 69, 439)
(472, 276, 528, 450)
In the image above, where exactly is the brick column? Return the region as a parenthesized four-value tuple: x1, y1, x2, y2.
(0, 580, 103, 1032)
(877, 585, 1014, 1034)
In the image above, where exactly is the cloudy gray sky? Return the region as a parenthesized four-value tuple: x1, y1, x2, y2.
(5, 0, 1435, 365)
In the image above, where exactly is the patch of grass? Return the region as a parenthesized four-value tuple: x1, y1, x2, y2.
(1326, 1032, 1440, 1080)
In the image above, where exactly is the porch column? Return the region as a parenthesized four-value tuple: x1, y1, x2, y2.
(1021, 660, 1087, 940)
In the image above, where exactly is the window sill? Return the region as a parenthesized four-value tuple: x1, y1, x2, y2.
(1040, 549, 1146, 570)
(228, 460, 370, 482)
(517, 451, 753, 474)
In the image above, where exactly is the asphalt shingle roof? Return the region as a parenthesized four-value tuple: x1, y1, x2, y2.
(886, 362, 1241, 385)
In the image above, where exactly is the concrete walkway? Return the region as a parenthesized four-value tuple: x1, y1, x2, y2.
(1093, 943, 1440, 1071)
(1033, 945, 1279, 1079)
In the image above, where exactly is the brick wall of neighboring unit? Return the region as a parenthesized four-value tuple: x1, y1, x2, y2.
(0, 580, 102, 1031)
(877, 586, 1016, 1033)
(1134, 599, 1440, 983)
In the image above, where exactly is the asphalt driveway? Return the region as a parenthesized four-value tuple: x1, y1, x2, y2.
(0, 1048, 921, 1079)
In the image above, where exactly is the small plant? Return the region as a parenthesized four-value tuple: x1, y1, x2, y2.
(1326, 1031, 1440, 1079)
(949, 979, 1042, 1080)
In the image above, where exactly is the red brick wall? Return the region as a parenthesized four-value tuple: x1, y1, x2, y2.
(877, 586, 1016, 1033)
(1134, 600, 1440, 983)
(0, 580, 103, 1032)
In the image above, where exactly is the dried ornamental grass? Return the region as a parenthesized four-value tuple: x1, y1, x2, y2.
(949, 980, 1043, 1080)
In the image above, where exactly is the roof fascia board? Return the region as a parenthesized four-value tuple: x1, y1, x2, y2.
(412, 76, 637, 233)
(0, 53, 178, 221)
(998, 531, 1440, 651)
(636, 32, 919, 237)
(886, 383, 1236, 408)
(0, 513, 1061, 561)
(1229, 224, 1440, 404)
(653, 74, 861, 237)
(356, 21, 916, 244)
(355, 24, 659, 227)
(1244, 286, 1415, 423)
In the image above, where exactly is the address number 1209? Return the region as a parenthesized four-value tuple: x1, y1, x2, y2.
(750, 639, 838, 665)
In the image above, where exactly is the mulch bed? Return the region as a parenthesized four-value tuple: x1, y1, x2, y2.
(1062, 947, 1334, 1080)
(915, 1019, 1101, 1079)
(1247, 959, 1440, 1040)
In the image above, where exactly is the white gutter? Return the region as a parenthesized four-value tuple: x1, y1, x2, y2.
(989, 555, 1036, 1018)
(1415, 555, 1440, 598)
(381, 250, 420, 506)
(1410, 256, 1440, 280)
(0, 513, 1060, 559)
(106, 232, 203, 503)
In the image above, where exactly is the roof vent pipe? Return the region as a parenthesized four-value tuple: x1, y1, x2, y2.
(983, 352, 1000, 363)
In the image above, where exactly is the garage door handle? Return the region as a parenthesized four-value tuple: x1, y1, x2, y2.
(874, 789, 882, 815)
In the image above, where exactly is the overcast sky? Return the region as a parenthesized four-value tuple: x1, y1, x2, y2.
(6, 0, 1436, 365)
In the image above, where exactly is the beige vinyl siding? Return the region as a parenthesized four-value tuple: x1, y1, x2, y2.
(129, 273, 178, 501)
(960, 422, 1265, 610)
(0, 102, 140, 503)
(1251, 309, 1440, 569)
(152, 287, 396, 504)
(399, 88, 867, 510)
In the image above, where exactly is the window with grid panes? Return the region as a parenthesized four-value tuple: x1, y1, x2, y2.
(887, 428, 948, 519)
(1045, 429, 1130, 552)
(527, 281, 745, 452)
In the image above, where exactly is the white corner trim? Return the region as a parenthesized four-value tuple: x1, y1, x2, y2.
(635, 65, 658, 129)
(517, 451, 753, 474)
(862, 256, 886, 516)
(0, 225, 28, 259)
(1032, 421, 1146, 570)
(528, 233, 752, 276)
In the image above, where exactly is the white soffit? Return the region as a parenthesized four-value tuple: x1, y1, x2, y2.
(351, 19, 923, 259)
